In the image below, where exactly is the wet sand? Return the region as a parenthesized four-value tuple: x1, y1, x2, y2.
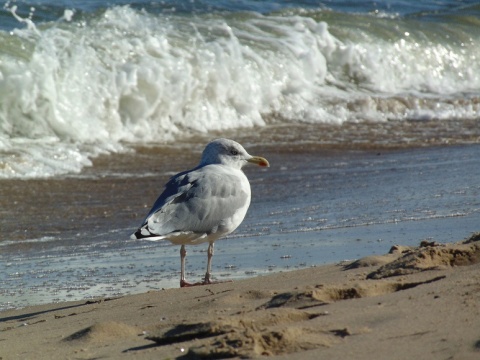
(1, 235, 480, 359)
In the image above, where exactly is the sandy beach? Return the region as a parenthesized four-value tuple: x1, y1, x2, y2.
(1, 234, 479, 359)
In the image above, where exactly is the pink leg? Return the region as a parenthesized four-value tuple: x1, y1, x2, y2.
(202, 242, 232, 285)
(204, 242, 214, 284)
(179, 242, 232, 287)
(180, 245, 188, 287)
(179, 244, 208, 287)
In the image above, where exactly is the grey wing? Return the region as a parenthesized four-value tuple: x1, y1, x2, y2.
(132, 169, 196, 239)
(142, 169, 193, 223)
(134, 167, 250, 239)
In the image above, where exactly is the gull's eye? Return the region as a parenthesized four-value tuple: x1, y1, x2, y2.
(230, 149, 239, 156)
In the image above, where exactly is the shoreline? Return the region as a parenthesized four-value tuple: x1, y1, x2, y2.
(1, 142, 480, 312)
(1, 235, 479, 359)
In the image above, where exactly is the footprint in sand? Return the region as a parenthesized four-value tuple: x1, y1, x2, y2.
(145, 308, 342, 358)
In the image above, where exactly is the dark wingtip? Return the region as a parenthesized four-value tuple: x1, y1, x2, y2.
(131, 229, 143, 240)
(131, 227, 163, 241)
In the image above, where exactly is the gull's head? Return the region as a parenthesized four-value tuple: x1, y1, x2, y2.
(200, 138, 270, 169)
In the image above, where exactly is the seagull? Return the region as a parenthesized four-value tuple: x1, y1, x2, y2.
(131, 138, 270, 287)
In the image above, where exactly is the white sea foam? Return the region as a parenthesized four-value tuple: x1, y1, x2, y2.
(0, 6, 479, 178)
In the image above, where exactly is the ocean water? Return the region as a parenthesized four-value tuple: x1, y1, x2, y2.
(0, 0, 479, 177)
(1, 1, 480, 310)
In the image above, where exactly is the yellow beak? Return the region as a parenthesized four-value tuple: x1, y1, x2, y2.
(247, 156, 270, 167)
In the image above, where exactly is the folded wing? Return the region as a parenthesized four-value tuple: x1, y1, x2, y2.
(132, 165, 251, 244)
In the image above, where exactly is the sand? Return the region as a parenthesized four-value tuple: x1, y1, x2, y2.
(1, 233, 479, 359)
